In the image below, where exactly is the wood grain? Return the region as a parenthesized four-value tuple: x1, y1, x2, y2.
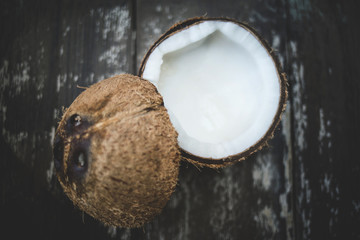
(286, 1, 360, 239)
(135, 1, 292, 239)
(0, 0, 359, 239)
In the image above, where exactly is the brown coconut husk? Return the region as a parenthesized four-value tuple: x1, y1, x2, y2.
(54, 74, 180, 227)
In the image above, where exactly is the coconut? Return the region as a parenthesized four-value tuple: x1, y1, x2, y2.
(139, 17, 287, 167)
(53, 74, 180, 228)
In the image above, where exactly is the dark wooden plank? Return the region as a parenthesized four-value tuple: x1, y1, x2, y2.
(286, 0, 360, 239)
(0, 0, 134, 239)
(135, 1, 293, 239)
(2, 0, 359, 239)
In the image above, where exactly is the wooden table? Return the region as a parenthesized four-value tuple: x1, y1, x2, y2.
(1, 0, 359, 239)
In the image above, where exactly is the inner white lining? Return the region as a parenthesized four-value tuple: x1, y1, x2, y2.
(142, 21, 280, 159)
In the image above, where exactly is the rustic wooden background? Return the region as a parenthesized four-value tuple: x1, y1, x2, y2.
(1, 0, 359, 239)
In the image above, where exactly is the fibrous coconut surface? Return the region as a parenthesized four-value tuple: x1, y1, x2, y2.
(53, 74, 180, 227)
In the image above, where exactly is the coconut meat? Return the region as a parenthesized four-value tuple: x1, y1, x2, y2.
(142, 21, 280, 159)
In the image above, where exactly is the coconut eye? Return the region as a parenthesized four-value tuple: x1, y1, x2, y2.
(67, 138, 91, 182)
(72, 150, 88, 172)
(66, 114, 90, 135)
(53, 134, 64, 172)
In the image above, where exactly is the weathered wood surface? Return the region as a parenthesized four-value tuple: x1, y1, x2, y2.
(0, 0, 359, 239)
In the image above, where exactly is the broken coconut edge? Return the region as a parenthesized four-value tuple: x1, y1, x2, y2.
(138, 17, 288, 168)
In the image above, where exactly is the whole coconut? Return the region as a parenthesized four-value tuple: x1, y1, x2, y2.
(53, 74, 180, 227)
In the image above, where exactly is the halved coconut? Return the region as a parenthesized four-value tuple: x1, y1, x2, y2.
(139, 17, 287, 167)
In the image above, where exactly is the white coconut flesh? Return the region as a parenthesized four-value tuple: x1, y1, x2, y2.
(142, 21, 281, 159)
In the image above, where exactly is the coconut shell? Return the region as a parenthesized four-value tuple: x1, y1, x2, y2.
(139, 17, 288, 168)
(53, 74, 180, 227)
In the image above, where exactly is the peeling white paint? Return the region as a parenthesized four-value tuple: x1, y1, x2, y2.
(280, 105, 294, 240)
(97, 6, 130, 75)
(321, 173, 331, 192)
(320, 172, 340, 229)
(155, 4, 162, 12)
(63, 26, 71, 37)
(290, 41, 297, 57)
(1, 106, 7, 125)
(107, 226, 117, 238)
(46, 160, 54, 184)
(53, 108, 61, 121)
(2, 130, 28, 143)
(254, 206, 279, 235)
(318, 108, 326, 142)
(172, 179, 190, 240)
(298, 160, 312, 239)
(209, 167, 242, 239)
(271, 34, 284, 67)
(279, 193, 288, 216)
(147, 20, 162, 36)
(112, 227, 131, 240)
(36, 78, 45, 100)
(73, 75, 79, 82)
(271, 35, 280, 50)
(0, 60, 10, 90)
(138, 18, 162, 65)
(290, 39, 312, 239)
(253, 155, 273, 191)
(301, 211, 311, 237)
(56, 74, 67, 92)
(13, 61, 31, 95)
(89, 9, 94, 17)
(95, 74, 105, 83)
(98, 45, 125, 66)
(102, 7, 129, 41)
(57, 72, 82, 91)
(278, 54, 285, 69)
(299, 163, 311, 204)
(59, 45, 64, 56)
(353, 200, 360, 212)
(290, 40, 307, 152)
(329, 207, 339, 229)
(318, 107, 338, 234)
(318, 108, 332, 154)
(292, 63, 307, 151)
(88, 72, 95, 83)
(288, 0, 313, 21)
(49, 126, 55, 145)
(1, 129, 29, 160)
(40, 46, 45, 59)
